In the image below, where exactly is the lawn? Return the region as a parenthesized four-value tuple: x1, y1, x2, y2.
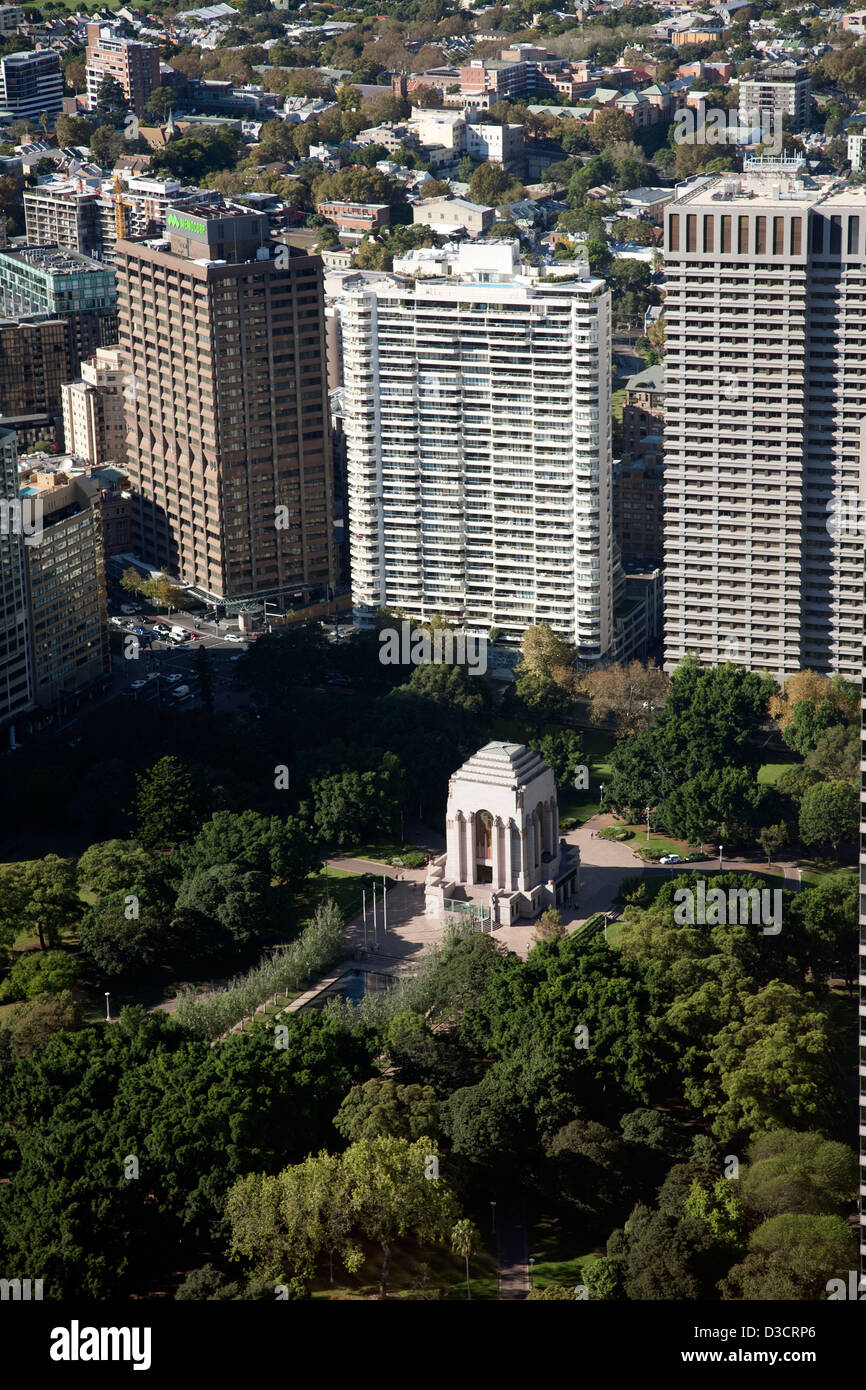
(309, 1238, 499, 1301)
(796, 861, 856, 889)
(558, 728, 617, 825)
(757, 755, 798, 785)
(337, 840, 426, 866)
(529, 1217, 604, 1294)
(290, 866, 369, 927)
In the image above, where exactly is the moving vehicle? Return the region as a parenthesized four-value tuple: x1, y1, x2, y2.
(170, 625, 190, 642)
(130, 679, 148, 691)
(165, 672, 183, 684)
(171, 684, 191, 699)
(659, 854, 682, 865)
(223, 632, 244, 643)
(119, 604, 141, 615)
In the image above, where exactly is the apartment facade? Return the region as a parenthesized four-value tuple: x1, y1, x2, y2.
(663, 162, 863, 679)
(0, 246, 116, 323)
(24, 183, 102, 260)
(86, 23, 160, 118)
(738, 65, 811, 131)
(115, 204, 334, 604)
(0, 426, 34, 727)
(0, 49, 62, 123)
(61, 346, 128, 465)
(20, 470, 110, 706)
(340, 241, 614, 661)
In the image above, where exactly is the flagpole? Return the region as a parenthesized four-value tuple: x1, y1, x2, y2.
(372, 882, 378, 951)
(382, 874, 388, 934)
(362, 889, 368, 954)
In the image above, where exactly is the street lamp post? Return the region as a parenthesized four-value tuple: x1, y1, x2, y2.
(362, 889, 368, 955)
(104, 992, 111, 1022)
(528, 1257, 535, 1291)
(382, 874, 388, 934)
(718, 844, 723, 871)
(490, 1200, 496, 1235)
(646, 805, 651, 842)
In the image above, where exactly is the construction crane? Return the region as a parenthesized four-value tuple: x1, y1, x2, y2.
(112, 176, 131, 241)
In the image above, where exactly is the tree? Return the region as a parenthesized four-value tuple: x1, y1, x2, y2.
(96, 74, 127, 123)
(788, 874, 857, 986)
(803, 723, 858, 784)
(344, 1135, 460, 1298)
(707, 981, 844, 1142)
(134, 755, 201, 849)
(78, 891, 169, 977)
(174, 863, 273, 955)
(55, 113, 94, 148)
(195, 644, 214, 713)
(740, 1130, 858, 1219)
(533, 908, 566, 945)
(0, 949, 79, 1003)
(226, 1152, 359, 1286)
(769, 670, 856, 735)
(89, 124, 123, 168)
(584, 660, 668, 737)
(177, 810, 316, 891)
(451, 1218, 479, 1300)
(145, 87, 176, 123)
(119, 565, 146, 597)
(660, 767, 772, 848)
(608, 1203, 722, 1300)
(0, 989, 83, 1062)
(532, 728, 582, 790)
(758, 823, 787, 867)
(798, 780, 857, 857)
(0, 856, 80, 951)
(720, 1214, 856, 1300)
(468, 160, 524, 207)
(334, 1079, 440, 1144)
(588, 108, 633, 148)
(683, 1177, 745, 1250)
(77, 839, 153, 895)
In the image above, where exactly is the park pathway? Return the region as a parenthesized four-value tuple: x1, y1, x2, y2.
(497, 1207, 530, 1300)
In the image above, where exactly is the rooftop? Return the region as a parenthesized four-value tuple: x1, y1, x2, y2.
(451, 741, 552, 791)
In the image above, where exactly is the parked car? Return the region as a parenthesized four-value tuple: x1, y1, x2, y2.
(659, 854, 682, 865)
(165, 672, 183, 684)
(152, 623, 172, 637)
(109, 616, 124, 628)
(119, 604, 141, 615)
(130, 679, 148, 691)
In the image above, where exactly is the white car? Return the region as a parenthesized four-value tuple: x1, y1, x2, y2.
(130, 679, 148, 691)
(660, 854, 682, 865)
(165, 672, 183, 684)
(223, 632, 244, 643)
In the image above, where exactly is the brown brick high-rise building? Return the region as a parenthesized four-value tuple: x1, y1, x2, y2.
(115, 203, 334, 604)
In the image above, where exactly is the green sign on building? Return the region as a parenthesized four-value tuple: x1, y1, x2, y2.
(166, 211, 206, 236)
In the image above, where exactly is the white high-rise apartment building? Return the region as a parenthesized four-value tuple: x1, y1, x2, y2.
(340, 242, 613, 661)
(61, 346, 128, 464)
(663, 161, 864, 679)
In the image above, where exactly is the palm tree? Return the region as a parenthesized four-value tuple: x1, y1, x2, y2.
(451, 1219, 479, 1301)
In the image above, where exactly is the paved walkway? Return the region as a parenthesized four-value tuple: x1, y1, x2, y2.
(497, 1208, 530, 1300)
